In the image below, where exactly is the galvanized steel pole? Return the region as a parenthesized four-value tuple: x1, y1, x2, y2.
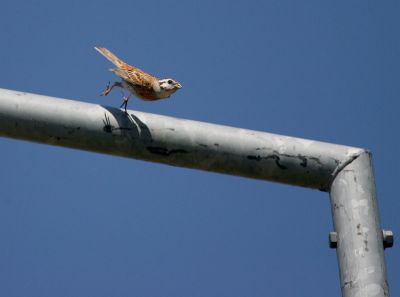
(330, 152, 389, 297)
(0, 88, 363, 190)
(0, 88, 392, 296)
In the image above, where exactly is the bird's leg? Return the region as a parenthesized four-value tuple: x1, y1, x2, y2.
(120, 93, 131, 113)
(100, 81, 122, 96)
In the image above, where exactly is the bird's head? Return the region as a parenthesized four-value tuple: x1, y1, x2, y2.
(158, 78, 182, 98)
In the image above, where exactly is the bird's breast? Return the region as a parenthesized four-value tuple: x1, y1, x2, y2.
(122, 81, 160, 101)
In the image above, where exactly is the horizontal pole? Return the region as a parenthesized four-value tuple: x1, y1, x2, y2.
(0, 88, 364, 190)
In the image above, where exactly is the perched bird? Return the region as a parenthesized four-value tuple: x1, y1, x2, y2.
(95, 47, 182, 112)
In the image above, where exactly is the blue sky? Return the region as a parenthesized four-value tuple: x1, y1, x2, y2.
(0, 1, 399, 296)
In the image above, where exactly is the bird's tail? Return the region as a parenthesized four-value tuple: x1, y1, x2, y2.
(94, 47, 125, 68)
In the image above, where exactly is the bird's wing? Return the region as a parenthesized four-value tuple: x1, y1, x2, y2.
(95, 46, 158, 87)
(113, 65, 158, 88)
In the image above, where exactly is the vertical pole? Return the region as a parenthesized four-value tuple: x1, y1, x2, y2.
(330, 152, 389, 297)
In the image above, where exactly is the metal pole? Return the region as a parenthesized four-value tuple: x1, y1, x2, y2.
(0, 88, 362, 190)
(0, 88, 392, 296)
(330, 152, 389, 297)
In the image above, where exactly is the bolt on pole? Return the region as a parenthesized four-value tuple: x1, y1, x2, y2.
(0, 88, 393, 297)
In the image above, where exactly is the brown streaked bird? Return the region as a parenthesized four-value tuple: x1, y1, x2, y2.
(95, 47, 182, 112)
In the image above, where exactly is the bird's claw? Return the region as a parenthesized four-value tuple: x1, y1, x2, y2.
(100, 81, 112, 96)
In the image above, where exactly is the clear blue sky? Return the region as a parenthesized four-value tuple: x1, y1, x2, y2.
(0, 1, 399, 296)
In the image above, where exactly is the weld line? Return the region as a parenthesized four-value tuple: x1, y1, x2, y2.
(325, 149, 368, 191)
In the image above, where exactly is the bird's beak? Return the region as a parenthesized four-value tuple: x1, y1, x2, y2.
(175, 82, 182, 89)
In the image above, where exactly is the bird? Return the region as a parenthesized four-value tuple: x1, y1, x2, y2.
(95, 47, 182, 112)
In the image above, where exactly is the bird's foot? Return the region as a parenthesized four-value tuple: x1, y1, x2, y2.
(100, 81, 112, 96)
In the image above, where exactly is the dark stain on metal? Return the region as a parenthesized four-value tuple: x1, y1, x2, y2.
(247, 154, 288, 170)
(268, 155, 288, 170)
(247, 155, 262, 161)
(168, 128, 175, 131)
(147, 146, 188, 156)
(214, 143, 219, 147)
(357, 224, 362, 235)
(334, 203, 351, 222)
(309, 156, 324, 166)
(198, 143, 208, 148)
(298, 155, 307, 167)
(343, 280, 354, 289)
(364, 240, 369, 251)
(272, 151, 308, 169)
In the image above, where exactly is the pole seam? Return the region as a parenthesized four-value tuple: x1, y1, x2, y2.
(326, 149, 368, 191)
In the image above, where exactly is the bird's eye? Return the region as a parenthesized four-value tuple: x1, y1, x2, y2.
(168, 80, 173, 84)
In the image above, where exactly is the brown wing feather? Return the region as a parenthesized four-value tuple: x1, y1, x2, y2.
(114, 67, 158, 88)
(95, 47, 158, 87)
